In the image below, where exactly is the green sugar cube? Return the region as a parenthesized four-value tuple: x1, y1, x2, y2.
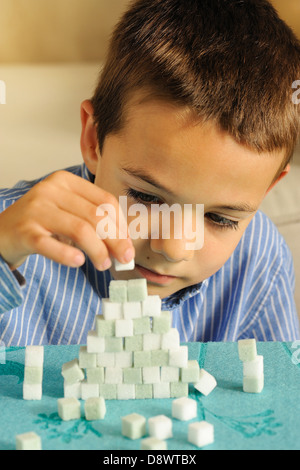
(57, 397, 81, 421)
(151, 350, 169, 367)
(238, 339, 257, 362)
(170, 381, 189, 398)
(109, 280, 128, 302)
(99, 383, 117, 399)
(79, 346, 97, 369)
(127, 279, 148, 302)
(181, 360, 200, 383)
(24, 366, 43, 385)
(152, 311, 172, 334)
(133, 316, 151, 335)
(16, 432, 42, 450)
(135, 384, 153, 399)
(96, 317, 115, 337)
(105, 337, 123, 353)
(133, 350, 152, 367)
(122, 413, 147, 440)
(86, 367, 105, 384)
(123, 367, 143, 384)
(125, 335, 143, 352)
(84, 396, 106, 420)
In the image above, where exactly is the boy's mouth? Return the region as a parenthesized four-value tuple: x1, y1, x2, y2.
(135, 264, 177, 285)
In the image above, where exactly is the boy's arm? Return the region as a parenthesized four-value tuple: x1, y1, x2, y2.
(0, 255, 25, 314)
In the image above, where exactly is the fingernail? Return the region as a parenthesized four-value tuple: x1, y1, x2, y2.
(100, 257, 112, 271)
(123, 247, 134, 263)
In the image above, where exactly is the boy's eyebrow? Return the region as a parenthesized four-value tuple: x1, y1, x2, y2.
(122, 167, 177, 196)
(213, 203, 258, 213)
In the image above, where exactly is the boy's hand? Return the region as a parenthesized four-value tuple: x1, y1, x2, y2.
(0, 171, 134, 270)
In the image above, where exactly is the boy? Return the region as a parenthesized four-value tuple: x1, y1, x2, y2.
(0, 0, 299, 346)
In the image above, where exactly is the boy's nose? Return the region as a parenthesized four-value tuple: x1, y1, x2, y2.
(150, 237, 195, 262)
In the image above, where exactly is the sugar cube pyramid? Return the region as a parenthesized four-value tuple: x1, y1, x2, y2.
(62, 278, 202, 400)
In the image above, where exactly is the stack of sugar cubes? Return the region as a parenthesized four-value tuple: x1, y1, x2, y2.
(238, 338, 264, 393)
(62, 277, 203, 400)
(23, 346, 44, 400)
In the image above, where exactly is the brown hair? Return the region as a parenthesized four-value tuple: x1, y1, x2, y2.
(91, 0, 300, 167)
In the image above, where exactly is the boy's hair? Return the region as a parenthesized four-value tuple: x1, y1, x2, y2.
(91, 0, 300, 170)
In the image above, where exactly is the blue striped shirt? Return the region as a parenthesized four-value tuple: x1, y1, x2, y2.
(0, 164, 299, 346)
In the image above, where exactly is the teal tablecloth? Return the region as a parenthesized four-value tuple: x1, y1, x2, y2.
(0, 342, 299, 450)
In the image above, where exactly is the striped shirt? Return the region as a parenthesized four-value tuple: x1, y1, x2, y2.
(0, 164, 299, 346)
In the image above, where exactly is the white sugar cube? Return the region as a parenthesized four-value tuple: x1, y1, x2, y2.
(169, 346, 188, 368)
(143, 333, 161, 351)
(243, 374, 264, 393)
(115, 319, 134, 337)
(114, 257, 135, 271)
(25, 346, 44, 367)
(122, 413, 147, 440)
(161, 366, 179, 383)
(117, 383, 136, 400)
(64, 381, 82, 399)
(87, 331, 105, 354)
(194, 369, 217, 396)
(123, 301, 142, 319)
(153, 382, 170, 399)
(172, 397, 197, 421)
(105, 366, 123, 384)
(16, 432, 42, 450)
(142, 295, 162, 317)
(81, 380, 100, 400)
(188, 421, 214, 448)
(238, 338, 257, 362)
(148, 415, 173, 440)
(61, 359, 84, 384)
(97, 352, 115, 367)
(102, 299, 123, 320)
(84, 396, 106, 420)
(115, 351, 133, 368)
(141, 437, 167, 450)
(161, 328, 180, 350)
(57, 397, 81, 421)
(142, 366, 160, 384)
(23, 383, 42, 400)
(243, 355, 264, 378)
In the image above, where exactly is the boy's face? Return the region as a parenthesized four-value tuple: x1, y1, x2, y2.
(81, 93, 287, 299)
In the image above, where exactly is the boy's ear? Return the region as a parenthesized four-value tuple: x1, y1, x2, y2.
(266, 164, 290, 195)
(80, 99, 100, 175)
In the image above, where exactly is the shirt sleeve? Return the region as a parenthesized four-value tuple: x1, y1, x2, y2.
(0, 255, 25, 314)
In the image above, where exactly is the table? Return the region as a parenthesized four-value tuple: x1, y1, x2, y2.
(0, 342, 299, 450)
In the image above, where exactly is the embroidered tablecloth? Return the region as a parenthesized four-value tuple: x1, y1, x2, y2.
(0, 342, 299, 450)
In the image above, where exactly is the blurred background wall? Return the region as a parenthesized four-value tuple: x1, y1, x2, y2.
(0, 0, 299, 64)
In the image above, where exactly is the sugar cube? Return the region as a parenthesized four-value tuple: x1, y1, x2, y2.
(123, 301, 142, 320)
(96, 317, 115, 337)
(81, 380, 100, 400)
(114, 351, 133, 368)
(238, 338, 257, 362)
(61, 359, 84, 384)
(170, 381, 189, 398)
(99, 383, 117, 400)
(141, 437, 167, 450)
(64, 381, 81, 399)
(133, 316, 151, 335)
(86, 367, 105, 384)
(188, 421, 214, 448)
(152, 311, 172, 334)
(142, 366, 160, 384)
(161, 366, 179, 383)
(24, 366, 43, 385)
(181, 360, 200, 383)
(151, 349, 169, 367)
(104, 337, 123, 352)
(25, 346, 44, 367)
(124, 335, 143, 352)
(23, 383, 42, 401)
(113, 257, 135, 271)
(243, 374, 264, 393)
(123, 367, 142, 384)
(135, 384, 153, 399)
(16, 432, 42, 450)
(148, 415, 173, 440)
(243, 355, 264, 378)
(102, 299, 123, 320)
(57, 397, 81, 421)
(121, 413, 147, 440)
(79, 346, 97, 369)
(87, 331, 105, 353)
(161, 328, 180, 350)
(117, 383, 136, 400)
(127, 279, 148, 302)
(169, 346, 188, 368)
(142, 295, 162, 317)
(109, 280, 128, 302)
(115, 319, 134, 337)
(153, 382, 170, 399)
(97, 352, 115, 367)
(143, 333, 161, 351)
(105, 366, 123, 384)
(172, 397, 197, 421)
(84, 396, 106, 420)
(134, 350, 152, 368)
(194, 369, 217, 396)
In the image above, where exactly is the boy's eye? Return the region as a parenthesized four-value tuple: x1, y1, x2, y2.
(205, 212, 239, 231)
(125, 188, 163, 205)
